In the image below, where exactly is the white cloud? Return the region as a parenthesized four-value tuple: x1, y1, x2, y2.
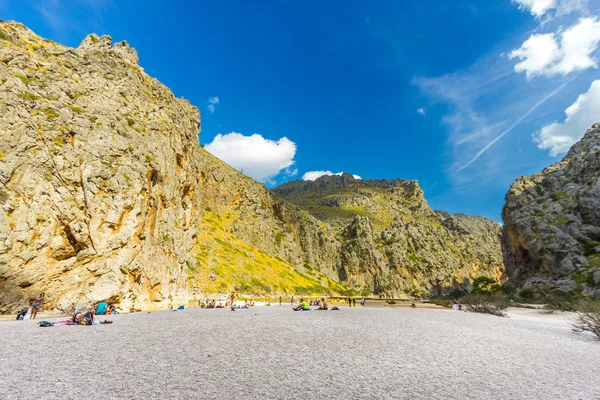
(510, 18, 600, 77)
(204, 132, 296, 182)
(512, 0, 587, 18)
(554, 17, 600, 73)
(416, 108, 426, 116)
(206, 96, 219, 114)
(302, 171, 361, 181)
(513, 0, 557, 18)
(536, 79, 600, 155)
(509, 33, 560, 77)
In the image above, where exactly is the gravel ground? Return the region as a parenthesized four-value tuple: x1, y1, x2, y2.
(1, 306, 599, 400)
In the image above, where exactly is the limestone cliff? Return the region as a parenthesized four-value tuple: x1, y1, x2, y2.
(0, 22, 505, 313)
(502, 124, 600, 297)
(0, 21, 343, 312)
(273, 174, 505, 296)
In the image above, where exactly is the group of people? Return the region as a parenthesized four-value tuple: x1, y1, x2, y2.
(19, 291, 367, 320)
(199, 298, 257, 309)
(347, 297, 366, 307)
(72, 301, 120, 323)
(293, 297, 329, 311)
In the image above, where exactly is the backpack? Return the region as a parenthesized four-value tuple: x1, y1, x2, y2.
(38, 321, 54, 327)
(16, 308, 28, 320)
(82, 311, 93, 326)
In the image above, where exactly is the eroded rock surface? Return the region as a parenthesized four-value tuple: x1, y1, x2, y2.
(502, 125, 600, 297)
(273, 175, 505, 296)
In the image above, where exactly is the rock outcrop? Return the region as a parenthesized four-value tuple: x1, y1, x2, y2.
(502, 124, 600, 297)
(273, 174, 505, 296)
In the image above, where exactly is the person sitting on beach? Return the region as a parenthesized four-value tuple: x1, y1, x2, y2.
(316, 297, 329, 310)
(225, 300, 232, 306)
(95, 301, 109, 315)
(108, 303, 122, 315)
(129, 304, 136, 313)
(293, 298, 310, 311)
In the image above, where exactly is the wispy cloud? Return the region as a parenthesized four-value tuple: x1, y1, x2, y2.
(414, 0, 596, 189)
(455, 79, 570, 173)
(416, 108, 426, 116)
(207, 96, 219, 114)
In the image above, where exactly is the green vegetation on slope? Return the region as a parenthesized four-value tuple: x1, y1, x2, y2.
(191, 211, 351, 296)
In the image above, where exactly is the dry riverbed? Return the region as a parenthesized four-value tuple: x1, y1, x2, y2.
(1, 306, 599, 399)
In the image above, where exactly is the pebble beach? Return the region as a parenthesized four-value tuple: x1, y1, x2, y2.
(1, 306, 599, 399)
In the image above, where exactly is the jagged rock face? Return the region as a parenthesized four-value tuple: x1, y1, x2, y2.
(502, 125, 600, 297)
(0, 23, 206, 311)
(0, 22, 342, 312)
(273, 175, 505, 296)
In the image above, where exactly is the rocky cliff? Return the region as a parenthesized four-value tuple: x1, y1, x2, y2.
(502, 124, 600, 297)
(0, 21, 505, 313)
(0, 21, 346, 313)
(273, 174, 505, 296)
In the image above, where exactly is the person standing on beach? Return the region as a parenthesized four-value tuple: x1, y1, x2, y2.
(348, 297, 351, 307)
(279, 296, 282, 306)
(30, 292, 45, 320)
(360, 297, 365, 307)
(352, 298, 356, 307)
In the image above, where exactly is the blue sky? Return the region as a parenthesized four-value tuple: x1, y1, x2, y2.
(3, 0, 600, 222)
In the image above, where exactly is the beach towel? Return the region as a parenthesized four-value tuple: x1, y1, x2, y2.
(52, 320, 77, 326)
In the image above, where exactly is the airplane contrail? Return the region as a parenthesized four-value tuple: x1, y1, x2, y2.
(455, 80, 572, 174)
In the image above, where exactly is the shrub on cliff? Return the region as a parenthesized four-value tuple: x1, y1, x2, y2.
(572, 301, 600, 340)
(471, 276, 502, 295)
(462, 294, 509, 317)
